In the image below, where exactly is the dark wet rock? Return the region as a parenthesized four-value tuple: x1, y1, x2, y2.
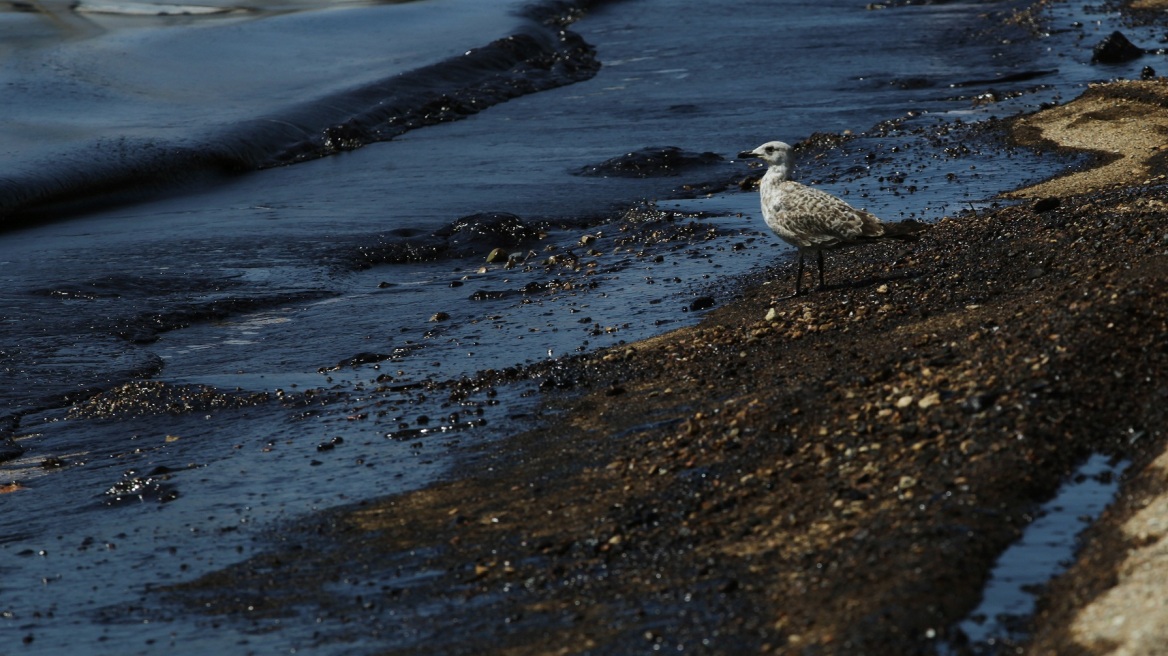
(437, 212, 542, 253)
(797, 131, 855, 153)
(355, 236, 448, 267)
(429, 312, 451, 322)
(738, 170, 764, 190)
(1142, 65, 1157, 80)
(1033, 197, 1061, 213)
(574, 146, 725, 178)
(1092, 31, 1144, 64)
(69, 381, 270, 419)
(356, 212, 541, 267)
(687, 296, 716, 311)
(469, 289, 513, 301)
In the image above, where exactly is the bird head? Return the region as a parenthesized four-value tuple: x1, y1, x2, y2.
(738, 141, 793, 167)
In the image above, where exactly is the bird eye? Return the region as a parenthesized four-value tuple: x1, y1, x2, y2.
(765, 146, 774, 153)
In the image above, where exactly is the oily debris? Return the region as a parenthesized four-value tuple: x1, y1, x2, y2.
(163, 82, 1168, 654)
(69, 380, 270, 419)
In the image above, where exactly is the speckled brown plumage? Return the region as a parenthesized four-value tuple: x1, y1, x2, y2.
(739, 140, 924, 295)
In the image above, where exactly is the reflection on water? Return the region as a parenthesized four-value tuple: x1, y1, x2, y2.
(952, 454, 1128, 652)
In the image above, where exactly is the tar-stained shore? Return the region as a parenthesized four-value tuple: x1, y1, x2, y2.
(167, 78, 1168, 655)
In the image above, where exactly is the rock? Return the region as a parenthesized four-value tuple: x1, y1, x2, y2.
(1142, 66, 1157, 80)
(429, 312, 450, 322)
(1092, 31, 1143, 64)
(917, 392, 941, 409)
(688, 296, 716, 312)
(486, 248, 509, 263)
(1033, 197, 1061, 213)
(439, 212, 541, 252)
(574, 146, 725, 178)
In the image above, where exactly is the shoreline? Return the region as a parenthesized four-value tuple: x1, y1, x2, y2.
(166, 77, 1168, 653)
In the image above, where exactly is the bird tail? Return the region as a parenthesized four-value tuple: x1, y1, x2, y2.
(882, 219, 930, 242)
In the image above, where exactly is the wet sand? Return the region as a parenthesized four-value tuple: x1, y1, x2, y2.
(165, 79, 1168, 654)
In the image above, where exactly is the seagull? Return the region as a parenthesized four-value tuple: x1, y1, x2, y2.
(739, 141, 926, 296)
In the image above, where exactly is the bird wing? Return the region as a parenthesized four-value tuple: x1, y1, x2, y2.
(770, 181, 884, 248)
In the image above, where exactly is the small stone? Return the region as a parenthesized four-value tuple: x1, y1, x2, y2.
(688, 296, 715, 312)
(429, 312, 450, 322)
(876, 284, 889, 294)
(896, 395, 914, 409)
(898, 475, 918, 490)
(917, 392, 941, 409)
(765, 307, 777, 321)
(485, 248, 508, 263)
(580, 234, 598, 246)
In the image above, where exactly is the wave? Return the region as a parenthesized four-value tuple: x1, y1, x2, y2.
(0, 0, 615, 228)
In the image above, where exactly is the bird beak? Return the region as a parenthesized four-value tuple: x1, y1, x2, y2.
(737, 150, 760, 160)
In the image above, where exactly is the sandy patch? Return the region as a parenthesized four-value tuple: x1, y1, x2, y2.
(1009, 79, 1168, 198)
(1070, 449, 1168, 655)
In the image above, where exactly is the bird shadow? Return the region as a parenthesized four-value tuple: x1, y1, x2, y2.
(829, 270, 923, 292)
(775, 270, 924, 300)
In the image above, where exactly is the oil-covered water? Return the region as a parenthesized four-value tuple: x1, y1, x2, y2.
(0, 0, 1156, 651)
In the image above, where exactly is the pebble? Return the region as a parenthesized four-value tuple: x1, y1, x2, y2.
(917, 392, 941, 409)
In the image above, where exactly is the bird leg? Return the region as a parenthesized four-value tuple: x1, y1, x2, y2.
(817, 250, 825, 289)
(793, 251, 805, 297)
